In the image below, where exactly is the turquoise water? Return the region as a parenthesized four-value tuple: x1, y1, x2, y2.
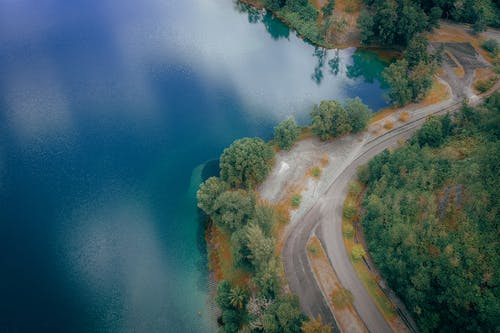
(0, 0, 387, 332)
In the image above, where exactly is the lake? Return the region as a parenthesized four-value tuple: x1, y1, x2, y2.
(0, 0, 388, 331)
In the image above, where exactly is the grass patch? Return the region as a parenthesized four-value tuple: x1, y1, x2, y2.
(291, 193, 302, 207)
(308, 237, 321, 257)
(331, 287, 354, 309)
(420, 78, 450, 106)
(310, 166, 322, 178)
(370, 107, 397, 124)
(207, 224, 250, 286)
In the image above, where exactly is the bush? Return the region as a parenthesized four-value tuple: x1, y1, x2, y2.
(310, 166, 322, 178)
(343, 203, 357, 219)
(348, 181, 362, 196)
(331, 287, 354, 308)
(351, 244, 366, 261)
(220, 137, 275, 189)
(476, 77, 497, 93)
(481, 39, 499, 55)
(291, 194, 302, 207)
(417, 117, 443, 147)
(343, 224, 355, 238)
(274, 117, 300, 150)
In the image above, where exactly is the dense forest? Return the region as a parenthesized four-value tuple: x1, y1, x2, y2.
(358, 94, 500, 332)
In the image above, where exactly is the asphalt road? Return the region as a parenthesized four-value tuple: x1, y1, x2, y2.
(282, 87, 499, 332)
(282, 36, 500, 332)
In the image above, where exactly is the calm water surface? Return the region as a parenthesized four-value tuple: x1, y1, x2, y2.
(0, 0, 388, 331)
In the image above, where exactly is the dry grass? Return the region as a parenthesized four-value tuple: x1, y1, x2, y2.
(421, 78, 451, 106)
(308, 236, 322, 258)
(298, 127, 314, 141)
(473, 68, 498, 94)
(320, 154, 330, 168)
(383, 121, 394, 130)
(207, 224, 250, 286)
(370, 107, 398, 124)
(325, 0, 363, 47)
(445, 51, 465, 78)
(399, 111, 410, 122)
(426, 23, 494, 64)
(307, 235, 368, 332)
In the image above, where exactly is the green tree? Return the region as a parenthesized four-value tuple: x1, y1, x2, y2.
(274, 117, 301, 150)
(220, 138, 275, 189)
(229, 286, 248, 309)
(404, 35, 430, 68)
(351, 244, 366, 260)
(196, 177, 228, 216)
(249, 204, 277, 237)
(383, 59, 413, 106)
(254, 258, 282, 299)
(322, 0, 335, 18)
(212, 190, 256, 232)
(311, 100, 351, 140)
(246, 223, 275, 270)
(417, 117, 443, 147)
(358, 10, 374, 44)
(345, 97, 372, 133)
(408, 61, 434, 101)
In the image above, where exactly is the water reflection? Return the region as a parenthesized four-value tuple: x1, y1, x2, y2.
(329, 49, 340, 75)
(311, 47, 328, 85)
(347, 50, 389, 85)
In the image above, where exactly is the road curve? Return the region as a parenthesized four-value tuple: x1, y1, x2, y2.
(282, 97, 480, 333)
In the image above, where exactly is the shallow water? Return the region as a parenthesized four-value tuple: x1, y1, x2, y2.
(0, 0, 388, 331)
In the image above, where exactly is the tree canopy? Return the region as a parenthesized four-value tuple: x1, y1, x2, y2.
(274, 117, 301, 150)
(310, 98, 372, 140)
(358, 94, 500, 332)
(311, 100, 351, 140)
(220, 137, 274, 189)
(344, 97, 372, 133)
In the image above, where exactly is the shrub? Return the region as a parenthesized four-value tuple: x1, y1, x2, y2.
(399, 111, 410, 122)
(348, 181, 362, 196)
(291, 194, 302, 207)
(343, 203, 357, 219)
(417, 117, 443, 147)
(481, 39, 499, 55)
(344, 224, 355, 238)
(351, 244, 365, 261)
(476, 77, 497, 93)
(310, 166, 322, 178)
(383, 121, 394, 130)
(274, 117, 300, 150)
(331, 288, 354, 308)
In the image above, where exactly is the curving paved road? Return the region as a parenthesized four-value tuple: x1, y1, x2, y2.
(283, 77, 499, 332)
(283, 100, 464, 333)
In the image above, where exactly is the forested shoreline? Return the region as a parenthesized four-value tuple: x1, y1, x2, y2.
(358, 93, 500, 332)
(197, 98, 373, 332)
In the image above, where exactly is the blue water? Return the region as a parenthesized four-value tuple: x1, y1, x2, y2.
(0, 0, 388, 332)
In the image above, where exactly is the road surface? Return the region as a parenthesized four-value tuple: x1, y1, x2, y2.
(282, 51, 499, 331)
